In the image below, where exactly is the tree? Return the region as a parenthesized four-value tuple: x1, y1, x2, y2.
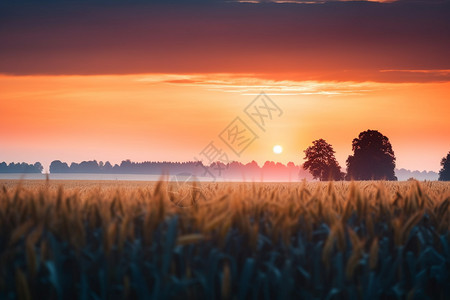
(49, 160, 70, 173)
(346, 130, 397, 180)
(303, 139, 344, 181)
(438, 152, 450, 181)
(33, 162, 43, 173)
(103, 161, 113, 173)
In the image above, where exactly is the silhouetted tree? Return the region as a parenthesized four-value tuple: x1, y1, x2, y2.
(438, 152, 450, 181)
(303, 139, 344, 181)
(346, 130, 397, 180)
(0, 162, 43, 173)
(33, 162, 43, 173)
(49, 160, 70, 173)
(103, 161, 113, 173)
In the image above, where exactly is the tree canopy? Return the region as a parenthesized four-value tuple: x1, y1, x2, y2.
(438, 152, 450, 181)
(303, 139, 344, 181)
(0, 162, 43, 173)
(346, 130, 397, 180)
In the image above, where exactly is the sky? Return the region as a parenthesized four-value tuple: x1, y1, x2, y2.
(1, 0, 449, 172)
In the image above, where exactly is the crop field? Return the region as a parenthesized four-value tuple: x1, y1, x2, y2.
(0, 180, 449, 299)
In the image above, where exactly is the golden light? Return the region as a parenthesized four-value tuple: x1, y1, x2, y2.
(273, 145, 283, 154)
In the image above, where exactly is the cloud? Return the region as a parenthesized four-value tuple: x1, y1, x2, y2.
(377, 69, 450, 82)
(138, 73, 399, 95)
(0, 0, 449, 82)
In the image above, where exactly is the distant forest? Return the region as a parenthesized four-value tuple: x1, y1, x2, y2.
(0, 159, 441, 181)
(0, 162, 43, 173)
(47, 160, 309, 181)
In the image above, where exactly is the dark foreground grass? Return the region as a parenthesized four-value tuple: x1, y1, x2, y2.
(0, 180, 449, 299)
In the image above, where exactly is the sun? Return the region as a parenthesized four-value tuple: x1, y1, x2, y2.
(273, 145, 283, 154)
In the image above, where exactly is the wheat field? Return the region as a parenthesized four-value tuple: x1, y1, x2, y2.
(0, 179, 449, 299)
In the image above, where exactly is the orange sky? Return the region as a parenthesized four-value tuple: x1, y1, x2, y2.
(1, 1, 449, 172)
(1, 73, 449, 172)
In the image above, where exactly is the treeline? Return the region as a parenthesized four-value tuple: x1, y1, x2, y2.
(302, 130, 450, 181)
(50, 160, 200, 174)
(396, 168, 438, 181)
(2, 146, 449, 181)
(0, 162, 43, 173)
(49, 159, 311, 181)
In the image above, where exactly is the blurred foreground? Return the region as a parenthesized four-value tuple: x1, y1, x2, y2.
(0, 180, 449, 299)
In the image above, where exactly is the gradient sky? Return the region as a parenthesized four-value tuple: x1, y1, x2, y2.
(1, 0, 449, 172)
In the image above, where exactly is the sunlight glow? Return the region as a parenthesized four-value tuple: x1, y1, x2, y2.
(273, 145, 283, 154)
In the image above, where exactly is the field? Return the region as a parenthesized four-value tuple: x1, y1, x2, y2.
(0, 180, 449, 299)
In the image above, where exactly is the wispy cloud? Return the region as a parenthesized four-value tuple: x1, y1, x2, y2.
(380, 69, 450, 75)
(378, 69, 450, 82)
(137, 74, 399, 96)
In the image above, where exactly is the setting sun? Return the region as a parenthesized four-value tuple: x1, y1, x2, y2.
(273, 145, 283, 154)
